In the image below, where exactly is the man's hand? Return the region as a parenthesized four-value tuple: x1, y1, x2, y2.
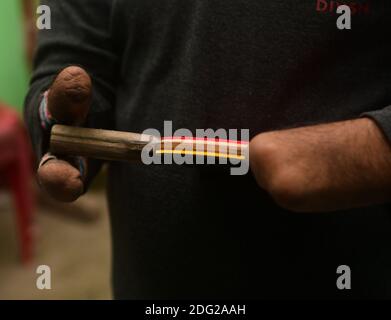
(249, 118, 391, 212)
(37, 66, 92, 202)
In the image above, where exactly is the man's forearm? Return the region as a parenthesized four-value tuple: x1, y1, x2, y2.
(250, 118, 391, 212)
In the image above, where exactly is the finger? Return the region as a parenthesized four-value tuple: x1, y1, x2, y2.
(37, 153, 87, 203)
(249, 136, 272, 190)
(47, 66, 92, 125)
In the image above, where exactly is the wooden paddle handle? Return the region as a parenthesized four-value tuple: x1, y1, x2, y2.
(50, 125, 152, 162)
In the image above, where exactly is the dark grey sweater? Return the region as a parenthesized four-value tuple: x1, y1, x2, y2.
(25, 0, 391, 299)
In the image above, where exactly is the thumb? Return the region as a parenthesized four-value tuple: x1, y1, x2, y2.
(47, 66, 92, 125)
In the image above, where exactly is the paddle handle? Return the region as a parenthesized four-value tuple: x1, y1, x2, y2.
(50, 125, 151, 162)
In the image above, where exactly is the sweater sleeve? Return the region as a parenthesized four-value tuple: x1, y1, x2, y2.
(24, 0, 120, 185)
(362, 106, 391, 143)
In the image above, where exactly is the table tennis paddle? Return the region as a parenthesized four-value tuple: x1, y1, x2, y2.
(50, 124, 248, 164)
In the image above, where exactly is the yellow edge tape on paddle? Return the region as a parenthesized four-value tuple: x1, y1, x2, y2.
(156, 150, 245, 160)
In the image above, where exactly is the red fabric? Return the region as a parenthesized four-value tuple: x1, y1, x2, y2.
(0, 103, 35, 265)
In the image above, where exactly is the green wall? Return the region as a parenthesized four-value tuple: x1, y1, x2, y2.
(0, 0, 30, 112)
